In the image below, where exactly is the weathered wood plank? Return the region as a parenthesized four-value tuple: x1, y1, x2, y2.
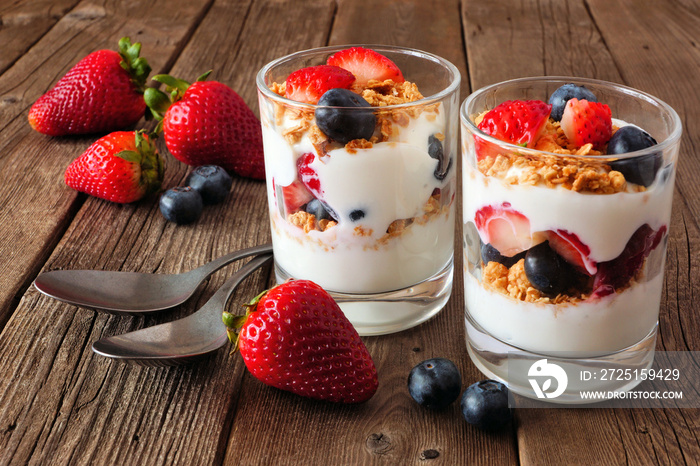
(0, 0, 213, 328)
(0, 0, 341, 464)
(0, 0, 82, 74)
(0, 0, 278, 464)
(463, 1, 700, 465)
(219, 1, 516, 465)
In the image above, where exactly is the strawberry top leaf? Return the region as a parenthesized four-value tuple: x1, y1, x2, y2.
(117, 36, 151, 90)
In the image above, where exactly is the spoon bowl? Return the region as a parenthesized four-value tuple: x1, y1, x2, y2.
(34, 243, 272, 314)
(92, 254, 272, 366)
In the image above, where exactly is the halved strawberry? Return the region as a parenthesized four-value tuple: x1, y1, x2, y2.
(326, 46, 404, 87)
(297, 152, 323, 198)
(560, 98, 612, 149)
(545, 230, 597, 275)
(476, 100, 552, 160)
(285, 65, 355, 104)
(280, 180, 313, 213)
(474, 203, 544, 257)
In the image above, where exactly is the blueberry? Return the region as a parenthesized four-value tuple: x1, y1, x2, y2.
(185, 165, 232, 204)
(407, 358, 462, 410)
(481, 243, 525, 268)
(429, 134, 452, 180)
(548, 83, 598, 121)
(524, 242, 574, 295)
(159, 186, 203, 224)
(305, 198, 338, 222)
(349, 209, 365, 222)
(607, 126, 660, 187)
(315, 88, 376, 144)
(460, 380, 512, 431)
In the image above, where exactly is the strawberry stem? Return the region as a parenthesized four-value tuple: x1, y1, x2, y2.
(117, 37, 151, 91)
(222, 289, 269, 352)
(114, 130, 164, 196)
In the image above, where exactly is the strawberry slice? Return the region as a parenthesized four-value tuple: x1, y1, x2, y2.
(476, 100, 552, 160)
(326, 46, 404, 87)
(285, 65, 355, 104)
(560, 98, 612, 149)
(545, 230, 597, 275)
(280, 180, 313, 213)
(474, 203, 544, 257)
(297, 152, 323, 198)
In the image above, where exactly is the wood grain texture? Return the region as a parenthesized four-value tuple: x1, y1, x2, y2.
(462, 1, 700, 465)
(0, 0, 698, 464)
(222, 1, 518, 465)
(0, 0, 82, 74)
(0, 0, 215, 329)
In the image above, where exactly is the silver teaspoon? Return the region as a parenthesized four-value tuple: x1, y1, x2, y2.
(92, 254, 272, 366)
(33, 243, 272, 314)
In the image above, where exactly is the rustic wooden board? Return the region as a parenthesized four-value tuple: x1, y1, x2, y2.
(0, 0, 698, 464)
(0, 0, 270, 464)
(0, 0, 83, 74)
(0, 0, 216, 329)
(220, 1, 519, 465)
(463, 1, 700, 465)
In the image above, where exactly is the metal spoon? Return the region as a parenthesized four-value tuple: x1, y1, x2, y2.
(33, 243, 272, 314)
(92, 254, 272, 366)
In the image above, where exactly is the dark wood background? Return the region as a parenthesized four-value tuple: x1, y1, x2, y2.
(0, 0, 698, 464)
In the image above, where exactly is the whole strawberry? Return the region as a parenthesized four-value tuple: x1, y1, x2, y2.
(223, 280, 378, 403)
(64, 131, 164, 203)
(29, 37, 150, 136)
(145, 73, 264, 179)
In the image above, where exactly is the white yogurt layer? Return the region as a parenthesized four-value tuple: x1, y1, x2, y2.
(463, 162, 674, 262)
(260, 99, 455, 294)
(464, 271, 662, 355)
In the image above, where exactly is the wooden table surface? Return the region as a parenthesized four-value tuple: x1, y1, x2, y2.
(1, 0, 699, 464)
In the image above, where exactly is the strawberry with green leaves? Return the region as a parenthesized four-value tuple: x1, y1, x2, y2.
(29, 37, 151, 136)
(145, 72, 265, 180)
(64, 131, 163, 203)
(223, 279, 378, 404)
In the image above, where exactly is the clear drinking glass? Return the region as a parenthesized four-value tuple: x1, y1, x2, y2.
(460, 77, 682, 402)
(256, 45, 460, 335)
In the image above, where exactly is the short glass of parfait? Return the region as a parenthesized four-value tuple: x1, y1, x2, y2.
(256, 45, 461, 335)
(461, 77, 682, 402)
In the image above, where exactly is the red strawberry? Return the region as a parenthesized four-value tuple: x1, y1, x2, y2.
(560, 98, 612, 149)
(223, 280, 379, 403)
(326, 46, 404, 87)
(64, 131, 163, 203)
(591, 224, 666, 298)
(545, 230, 597, 275)
(476, 100, 552, 160)
(29, 37, 150, 136)
(280, 180, 313, 213)
(145, 74, 264, 179)
(474, 203, 544, 257)
(297, 152, 322, 197)
(284, 65, 355, 104)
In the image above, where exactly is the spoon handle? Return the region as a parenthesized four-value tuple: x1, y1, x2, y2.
(186, 243, 273, 282)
